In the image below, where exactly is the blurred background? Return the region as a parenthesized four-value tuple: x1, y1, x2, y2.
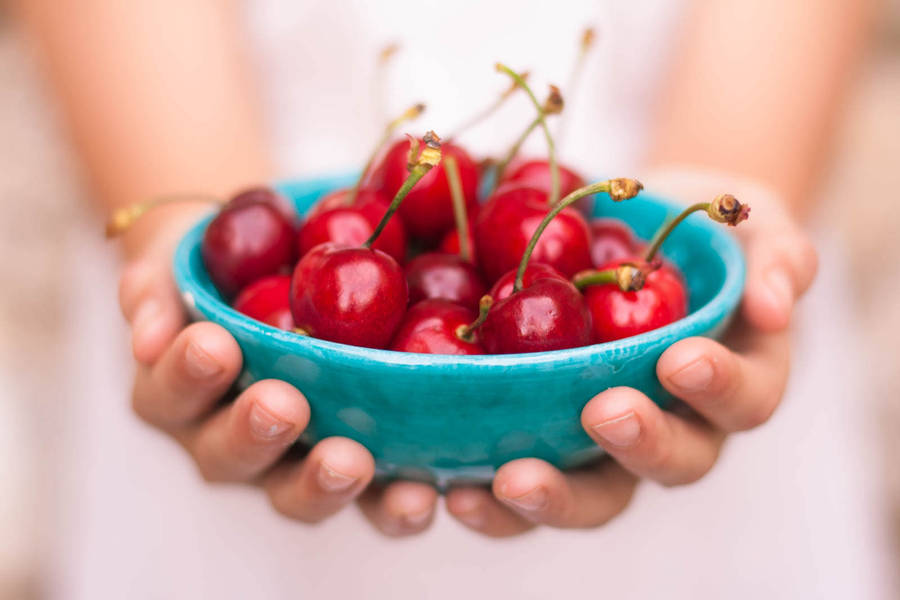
(1, 1, 898, 598)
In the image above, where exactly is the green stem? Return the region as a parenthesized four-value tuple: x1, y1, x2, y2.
(363, 161, 434, 248)
(495, 64, 559, 205)
(444, 155, 471, 262)
(455, 295, 494, 342)
(513, 180, 617, 292)
(447, 75, 524, 142)
(644, 202, 710, 262)
(572, 269, 617, 291)
(488, 116, 540, 196)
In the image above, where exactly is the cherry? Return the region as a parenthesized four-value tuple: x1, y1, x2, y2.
(202, 199, 296, 298)
(579, 261, 688, 343)
(369, 137, 479, 240)
(438, 221, 476, 261)
(389, 298, 486, 355)
(297, 188, 407, 264)
(500, 159, 586, 199)
(227, 186, 295, 220)
(480, 276, 592, 353)
(290, 131, 443, 348)
(233, 274, 294, 330)
(590, 217, 640, 266)
(488, 262, 567, 302)
(405, 253, 486, 310)
(474, 184, 592, 283)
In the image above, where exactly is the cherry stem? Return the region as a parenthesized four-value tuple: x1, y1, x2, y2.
(444, 155, 472, 262)
(513, 178, 641, 292)
(644, 202, 709, 262)
(455, 295, 494, 342)
(446, 72, 528, 142)
(348, 102, 426, 204)
(105, 193, 222, 238)
(572, 268, 617, 290)
(495, 63, 560, 206)
(557, 26, 596, 146)
(374, 43, 400, 124)
(363, 131, 442, 248)
(489, 116, 540, 195)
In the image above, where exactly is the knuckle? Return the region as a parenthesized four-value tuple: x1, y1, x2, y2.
(736, 395, 779, 430)
(118, 262, 152, 319)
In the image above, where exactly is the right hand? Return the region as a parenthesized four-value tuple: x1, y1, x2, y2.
(117, 206, 439, 536)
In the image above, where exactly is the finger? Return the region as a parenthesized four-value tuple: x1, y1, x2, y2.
(264, 437, 374, 524)
(490, 458, 638, 528)
(119, 258, 187, 365)
(357, 481, 439, 537)
(445, 486, 535, 537)
(581, 387, 726, 486)
(740, 226, 818, 332)
(132, 322, 242, 430)
(176, 380, 309, 483)
(656, 331, 789, 432)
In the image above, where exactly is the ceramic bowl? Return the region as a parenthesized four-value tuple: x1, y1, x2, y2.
(173, 173, 745, 488)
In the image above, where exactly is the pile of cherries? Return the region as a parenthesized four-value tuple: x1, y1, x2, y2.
(113, 64, 749, 356)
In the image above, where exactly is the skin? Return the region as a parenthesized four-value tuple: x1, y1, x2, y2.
(13, 0, 868, 537)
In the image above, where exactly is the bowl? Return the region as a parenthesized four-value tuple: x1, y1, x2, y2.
(173, 172, 745, 488)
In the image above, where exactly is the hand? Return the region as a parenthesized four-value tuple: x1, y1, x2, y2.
(118, 205, 440, 536)
(437, 170, 819, 537)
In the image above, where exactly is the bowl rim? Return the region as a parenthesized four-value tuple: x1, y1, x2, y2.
(173, 173, 746, 369)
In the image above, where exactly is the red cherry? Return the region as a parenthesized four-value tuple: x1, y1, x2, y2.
(498, 159, 594, 215)
(389, 299, 484, 355)
(583, 260, 688, 343)
(481, 275, 592, 354)
(590, 218, 640, 266)
(297, 188, 407, 264)
(289, 243, 408, 348)
(233, 274, 294, 330)
(405, 253, 486, 310)
(226, 186, 296, 220)
(474, 184, 592, 284)
(488, 262, 567, 302)
(202, 201, 296, 298)
(437, 203, 479, 261)
(369, 138, 479, 240)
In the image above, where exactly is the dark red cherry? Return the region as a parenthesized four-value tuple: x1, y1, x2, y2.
(438, 223, 475, 261)
(474, 184, 592, 284)
(389, 299, 483, 355)
(488, 262, 567, 302)
(369, 138, 479, 240)
(202, 201, 296, 298)
(498, 159, 593, 215)
(405, 253, 486, 310)
(481, 276, 592, 354)
(297, 188, 407, 264)
(583, 260, 688, 343)
(233, 274, 294, 330)
(289, 243, 408, 348)
(590, 218, 640, 266)
(226, 186, 296, 220)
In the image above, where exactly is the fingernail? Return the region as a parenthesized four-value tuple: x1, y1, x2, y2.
(132, 299, 160, 345)
(248, 401, 294, 440)
(502, 486, 549, 512)
(667, 357, 714, 393)
(591, 411, 642, 448)
(317, 461, 358, 493)
(401, 508, 433, 529)
(184, 341, 222, 379)
(766, 269, 793, 315)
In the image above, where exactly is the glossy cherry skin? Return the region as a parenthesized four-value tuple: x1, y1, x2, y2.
(290, 243, 408, 348)
(474, 184, 592, 284)
(227, 186, 296, 221)
(481, 275, 592, 354)
(498, 159, 592, 214)
(405, 253, 486, 310)
(389, 299, 483, 355)
(488, 262, 568, 303)
(369, 138, 480, 240)
(590, 218, 640, 267)
(583, 259, 688, 343)
(202, 201, 296, 298)
(297, 188, 407, 264)
(233, 274, 294, 330)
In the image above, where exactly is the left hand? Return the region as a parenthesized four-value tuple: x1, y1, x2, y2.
(362, 171, 818, 537)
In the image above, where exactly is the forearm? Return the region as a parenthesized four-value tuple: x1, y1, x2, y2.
(646, 0, 874, 216)
(14, 0, 273, 257)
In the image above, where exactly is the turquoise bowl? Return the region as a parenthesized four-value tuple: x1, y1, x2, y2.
(173, 172, 745, 488)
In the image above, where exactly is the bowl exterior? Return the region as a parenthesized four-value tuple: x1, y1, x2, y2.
(174, 173, 745, 487)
